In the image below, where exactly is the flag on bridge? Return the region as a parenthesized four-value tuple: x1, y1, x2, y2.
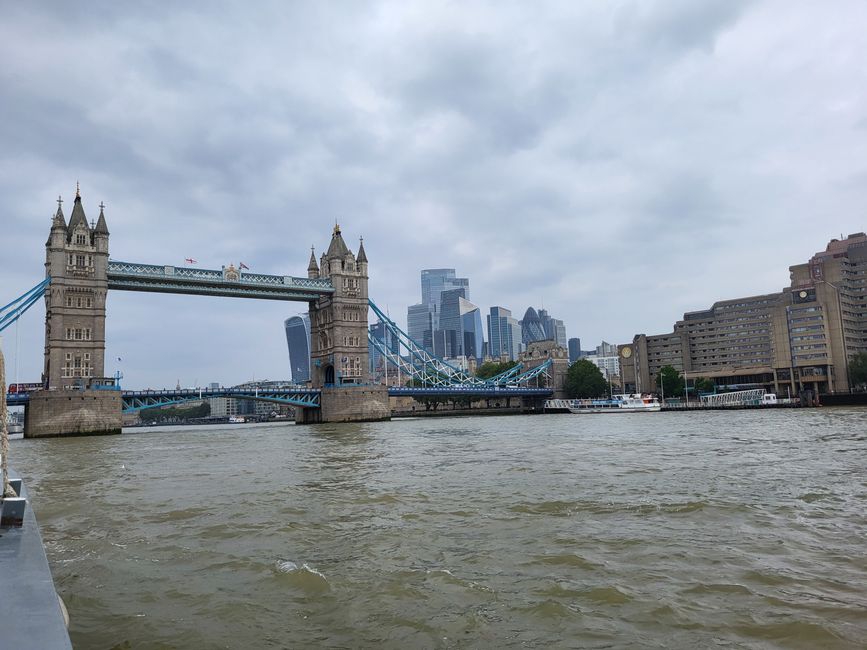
(239, 262, 250, 270)
(184, 258, 197, 264)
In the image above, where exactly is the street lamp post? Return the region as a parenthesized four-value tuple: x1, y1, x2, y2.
(684, 370, 689, 408)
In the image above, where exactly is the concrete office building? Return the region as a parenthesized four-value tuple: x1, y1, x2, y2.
(585, 354, 620, 381)
(618, 233, 867, 396)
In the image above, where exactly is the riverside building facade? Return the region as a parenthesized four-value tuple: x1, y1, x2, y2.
(618, 233, 867, 397)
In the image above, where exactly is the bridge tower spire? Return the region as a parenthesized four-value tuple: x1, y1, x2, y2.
(43, 187, 110, 390)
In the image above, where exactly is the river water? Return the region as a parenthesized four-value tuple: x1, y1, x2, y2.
(11, 409, 867, 649)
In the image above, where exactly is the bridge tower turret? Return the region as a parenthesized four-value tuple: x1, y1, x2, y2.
(42, 187, 109, 390)
(307, 246, 319, 279)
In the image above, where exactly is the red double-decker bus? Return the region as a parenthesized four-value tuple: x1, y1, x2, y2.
(7, 383, 43, 395)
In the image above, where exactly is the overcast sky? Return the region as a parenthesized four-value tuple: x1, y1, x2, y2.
(2, 1, 866, 389)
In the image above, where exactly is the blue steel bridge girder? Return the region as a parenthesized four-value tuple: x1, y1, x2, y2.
(121, 388, 321, 413)
(107, 260, 333, 301)
(388, 386, 553, 398)
(368, 300, 491, 386)
(1, 277, 50, 333)
(368, 298, 555, 390)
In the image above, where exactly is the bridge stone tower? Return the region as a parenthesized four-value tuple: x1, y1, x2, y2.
(26, 188, 120, 437)
(297, 225, 390, 423)
(43, 188, 110, 389)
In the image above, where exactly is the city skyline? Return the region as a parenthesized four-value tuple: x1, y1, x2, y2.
(3, 2, 867, 388)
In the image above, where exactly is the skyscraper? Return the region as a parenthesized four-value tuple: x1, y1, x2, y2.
(459, 297, 484, 361)
(421, 269, 470, 310)
(407, 303, 433, 349)
(412, 268, 471, 354)
(538, 308, 568, 349)
(488, 306, 522, 361)
(437, 287, 467, 358)
(284, 314, 311, 383)
(568, 337, 581, 364)
(520, 307, 547, 345)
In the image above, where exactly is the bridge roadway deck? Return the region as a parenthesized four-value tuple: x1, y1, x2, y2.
(389, 386, 553, 398)
(7, 385, 553, 410)
(106, 260, 334, 301)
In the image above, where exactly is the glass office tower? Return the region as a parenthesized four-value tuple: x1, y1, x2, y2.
(284, 314, 311, 383)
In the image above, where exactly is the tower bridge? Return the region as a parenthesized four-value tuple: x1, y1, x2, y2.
(2, 188, 562, 436)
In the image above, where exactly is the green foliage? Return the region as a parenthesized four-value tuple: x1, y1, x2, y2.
(141, 401, 211, 423)
(658, 365, 684, 398)
(565, 359, 609, 398)
(693, 377, 715, 394)
(476, 360, 519, 380)
(850, 352, 867, 386)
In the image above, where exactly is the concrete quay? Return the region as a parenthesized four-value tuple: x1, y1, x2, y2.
(0, 470, 72, 649)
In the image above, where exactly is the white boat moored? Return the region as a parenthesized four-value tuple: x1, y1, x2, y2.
(567, 394, 661, 414)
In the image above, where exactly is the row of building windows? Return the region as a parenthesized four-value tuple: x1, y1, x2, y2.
(62, 352, 92, 378)
(67, 253, 93, 268)
(791, 334, 825, 342)
(792, 343, 826, 351)
(789, 315, 824, 324)
(341, 356, 363, 377)
(717, 299, 775, 310)
(65, 327, 92, 341)
(65, 295, 93, 308)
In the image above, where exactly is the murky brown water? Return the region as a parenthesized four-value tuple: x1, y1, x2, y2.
(12, 409, 867, 648)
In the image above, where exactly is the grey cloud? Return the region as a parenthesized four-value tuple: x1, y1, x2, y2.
(2, 1, 866, 388)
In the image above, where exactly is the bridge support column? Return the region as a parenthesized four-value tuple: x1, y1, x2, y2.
(296, 385, 390, 424)
(24, 390, 122, 438)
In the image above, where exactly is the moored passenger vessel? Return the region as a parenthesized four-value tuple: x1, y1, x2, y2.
(567, 394, 661, 413)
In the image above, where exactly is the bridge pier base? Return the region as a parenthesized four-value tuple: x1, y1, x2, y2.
(296, 385, 391, 424)
(24, 390, 122, 438)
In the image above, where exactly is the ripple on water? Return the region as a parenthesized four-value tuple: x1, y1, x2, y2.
(529, 554, 601, 570)
(509, 500, 579, 516)
(509, 498, 713, 517)
(520, 599, 580, 619)
(734, 619, 849, 646)
(682, 582, 753, 596)
(797, 491, 835, 503)
(581, 586, 632, 605)
(274, 560, 329, 593)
